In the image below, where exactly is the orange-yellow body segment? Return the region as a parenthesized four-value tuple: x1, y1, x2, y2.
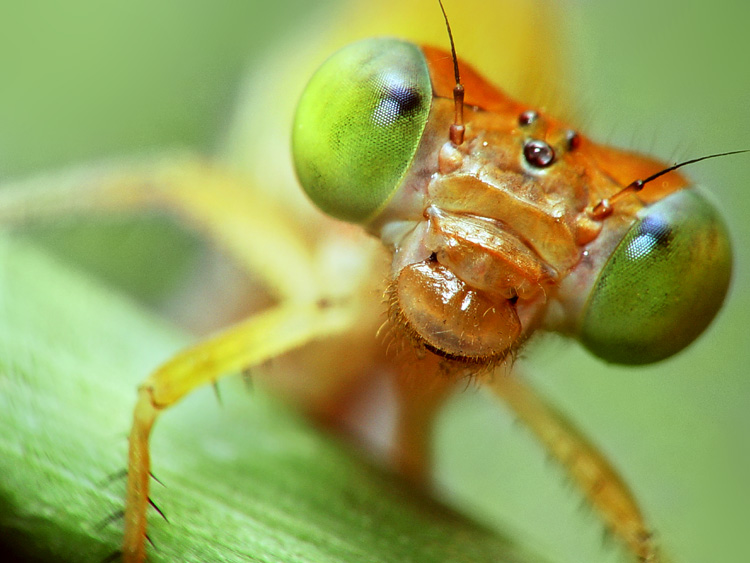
(375, 46, 692, 365)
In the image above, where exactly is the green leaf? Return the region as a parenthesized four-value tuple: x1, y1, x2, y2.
(0, 237, 550, 563)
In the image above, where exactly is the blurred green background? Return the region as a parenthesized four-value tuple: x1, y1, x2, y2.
(0, 1, 748, 562)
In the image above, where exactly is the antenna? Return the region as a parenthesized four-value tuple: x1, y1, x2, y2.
(438, 0, 465, 145)
(590, 149, 748, 219)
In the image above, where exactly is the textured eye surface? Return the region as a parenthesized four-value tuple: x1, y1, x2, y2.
(580, 189, 732, 365)
(292, 38, 432, 223)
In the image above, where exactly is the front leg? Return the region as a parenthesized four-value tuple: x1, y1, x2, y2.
(121, 301, 355, 562)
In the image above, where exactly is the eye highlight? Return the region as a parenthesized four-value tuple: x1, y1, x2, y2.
(580, 189, 732, 365)
(524, 139, 555, 168)
(518, 110, 538, 126)
(623, 214, 672, 260)
(565, 130, 581, 151)
(373, 83, 424, 124)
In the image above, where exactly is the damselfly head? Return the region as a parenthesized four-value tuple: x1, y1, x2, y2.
(292, 35, 734, 368)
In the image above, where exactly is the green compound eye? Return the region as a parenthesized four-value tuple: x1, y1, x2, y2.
(580, 189, 732, 365)
(292, 38, 432, 223)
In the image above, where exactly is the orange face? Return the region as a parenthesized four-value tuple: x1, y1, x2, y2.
(293, 38, 731, 368)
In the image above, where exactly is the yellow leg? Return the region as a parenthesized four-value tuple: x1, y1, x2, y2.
(0, 153, 321, 302)
(121, 300, 356, 562)
(1, 153, 386, 561)
(487, 373, 660, 563)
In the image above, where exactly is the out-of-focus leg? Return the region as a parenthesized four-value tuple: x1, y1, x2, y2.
(487, 372, 660, 562)
(390, 355, 456, 484)
(0, 154, 321, 302)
